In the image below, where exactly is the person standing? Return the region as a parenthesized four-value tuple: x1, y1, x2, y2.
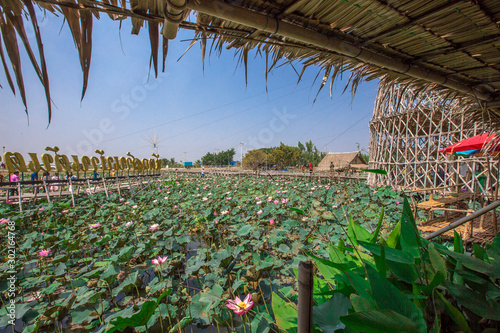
(9, 171, 20, 195)
(31, 171, 39, 194)
(308, 162, 313, 176)
(201, 166, 205, 178)
(51, 172, 60, 191)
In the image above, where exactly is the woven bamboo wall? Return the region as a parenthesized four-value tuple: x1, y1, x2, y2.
(368, 82, 497, 194)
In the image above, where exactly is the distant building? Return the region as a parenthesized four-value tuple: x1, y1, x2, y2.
(317, 152, 368, 171)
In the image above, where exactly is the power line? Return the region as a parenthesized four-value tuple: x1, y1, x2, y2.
(100, 82, 297, 144)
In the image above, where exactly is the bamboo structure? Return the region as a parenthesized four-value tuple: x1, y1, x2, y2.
(368, 82, 498, 193)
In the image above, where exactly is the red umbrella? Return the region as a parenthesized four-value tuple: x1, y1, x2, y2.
(439, 132, 500, 155)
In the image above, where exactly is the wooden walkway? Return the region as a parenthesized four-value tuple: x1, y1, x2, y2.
(0, 174, 163, 210)
(418, 210, 498, 245)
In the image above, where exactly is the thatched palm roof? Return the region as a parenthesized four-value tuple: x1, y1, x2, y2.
(1, 0, 500, 122)
(317, 151, 367, 171)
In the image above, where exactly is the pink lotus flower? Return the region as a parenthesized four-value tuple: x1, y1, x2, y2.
(282, 198, 288, 204)
(0, 218, 8, 225)
(150, 224, 159, 231)
(62, 210, 69, 213)
(153, 200, 158, 203)
(164, 197, 168, 200)
(396, 202, 400, 205)
(119, 198, 124, 201)
(89, 223, 101, 229)
(202, 197, 208, 201)
(38, 208, 44, 212)
(226, 294, 254, 315)
(257, 210, 263, 215)
(125, 221, 133, 227)
(267, 197, 273, 202)
(132, 205, 138, 209)
(255, 197, 260, 200)
(226, 197, 232, 200)
(214, 212, 218, 216)
(273, 200, 279, 204)
(302, 217, 308, 222)
(221, 210, 229, 215)
(371, 184, 375, 188)
(174, 205, 178, 209)
(152, 256, 168, 265)
(332, 205, 338, 209)
(270, 219, 274, 225)
(41, 232, 44, 235)
(351, 198, 354, 202)
(124, 201, 129, 205)
(256, 201, 262, 205)
(38, 249, 51, 257)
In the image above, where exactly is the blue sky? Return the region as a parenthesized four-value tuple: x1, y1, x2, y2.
(0, 11, 379, 162)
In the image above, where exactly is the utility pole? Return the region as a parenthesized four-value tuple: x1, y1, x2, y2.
(239, 142, 244, 168)
(183, 152, 187, 165)
(215, 148, 219, 167)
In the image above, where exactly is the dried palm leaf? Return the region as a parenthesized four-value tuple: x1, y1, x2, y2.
(148, 20, 159, 77)
(24, 0, 52, 123)
(162, 35, 168, 72)
(79, 8, 93, 100)
(0, 10, 28, 117)
(0, 30, 15, 95)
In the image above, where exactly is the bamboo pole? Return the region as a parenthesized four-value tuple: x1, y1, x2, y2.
(103, 178, 109, 198)
(42, 180, 51, 202)
(18, 183, 22, 212)
(297, 261, 313, 333)
(69, 178, 75, 207)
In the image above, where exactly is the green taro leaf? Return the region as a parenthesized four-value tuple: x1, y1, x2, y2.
(107, 301, 157, 332)
(453, 231, 464, 254)
(112, 271, 139, 297)
(313, 293, 352, 332)
(237, 224, 252, 237)
(365, 264, 426, 332)
(358, 241, 414, 264)
(272, 292, 297, 333)
(444, 282, 500, 320)
(341, 309, 421, 333)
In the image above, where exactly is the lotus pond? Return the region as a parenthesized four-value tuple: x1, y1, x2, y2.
(0, 175, 405, 332)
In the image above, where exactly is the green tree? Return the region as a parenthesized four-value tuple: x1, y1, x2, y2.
(268, 143, 301, 169)
(242, 149, 267, 170)
(297, 140, 326, 166)
(201, 148, 236, 166)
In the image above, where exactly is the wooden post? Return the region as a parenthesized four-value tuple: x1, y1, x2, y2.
(117, 178, 121, 196)
(87, 179, 93, 194)
(297, 261, 313, 333)
(43, 180, 51, 202)
(103, 177, 109, 198)
(18, 183, 22, 212)
(69, 178, 75, 207)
